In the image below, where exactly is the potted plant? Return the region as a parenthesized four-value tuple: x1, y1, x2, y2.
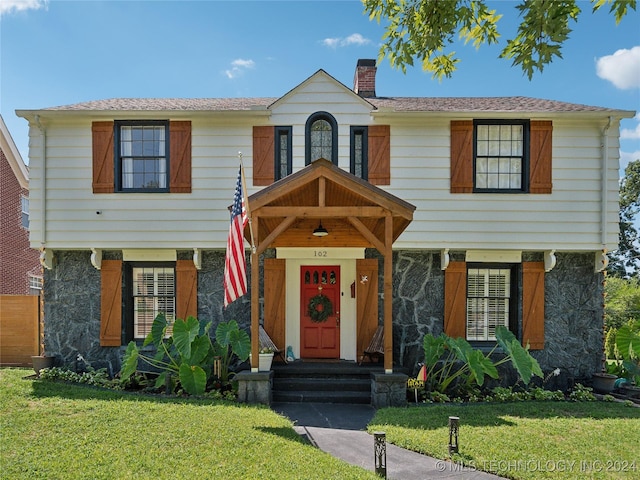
(250, 347, 274, 372)
(591, 371, 618, 393)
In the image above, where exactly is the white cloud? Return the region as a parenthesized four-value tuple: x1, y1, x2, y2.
(224, 58, 255, 79)
(322, 38, 341, 49)
(596, 46, 640, 90)
(621, 123, 640, 140)
(322, 33, 371, 49)
(343, 33, 370, 46)
(0, 0, 47, 16)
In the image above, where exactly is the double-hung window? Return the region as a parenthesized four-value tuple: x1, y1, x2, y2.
(127, 263, 175, 341)
(21, 195, 29, 228)
(466, 264, 517, 341)
(474, 120, 529, 192)
(350, 126, 368, 180)
(115, 120, 169, 192)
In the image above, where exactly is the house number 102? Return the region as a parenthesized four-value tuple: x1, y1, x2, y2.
(314, 250, 328, 257)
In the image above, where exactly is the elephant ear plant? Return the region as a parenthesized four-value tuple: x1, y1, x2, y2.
(615, 320, 640, 385)
(120, 314, 250, 396)
(421, 326, 543, 397)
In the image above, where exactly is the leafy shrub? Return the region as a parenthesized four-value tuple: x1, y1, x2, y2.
(120, 315, 249, 396)
(568, 383, 596, 402)
(39, 367, 116, 388)
(421, 326, 543, 397)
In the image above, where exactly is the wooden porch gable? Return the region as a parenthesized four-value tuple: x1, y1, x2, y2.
(247, 158, 415, 254)
(247, 159, 416, 373)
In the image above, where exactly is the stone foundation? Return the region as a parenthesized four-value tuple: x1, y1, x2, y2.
(43, 249, 604, 385)
(371, 372, 408, 407)
(236, 370, 273, 405)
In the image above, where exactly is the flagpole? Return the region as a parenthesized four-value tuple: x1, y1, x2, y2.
(238, 152, 256, 255)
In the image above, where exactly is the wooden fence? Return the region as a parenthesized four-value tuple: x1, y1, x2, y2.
(0, 295, 41, 366)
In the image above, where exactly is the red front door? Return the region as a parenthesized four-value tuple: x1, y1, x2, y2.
(300, 266, 340, 358)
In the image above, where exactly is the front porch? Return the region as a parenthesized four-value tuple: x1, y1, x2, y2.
(236, 360, 409, 407)
(245, 159, 416, 376)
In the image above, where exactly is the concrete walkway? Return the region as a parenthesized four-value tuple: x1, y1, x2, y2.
(272, 402, 505, 480)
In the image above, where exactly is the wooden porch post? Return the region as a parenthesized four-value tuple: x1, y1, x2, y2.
(250, 218, 260, 372)
(384, 214, 393, 373)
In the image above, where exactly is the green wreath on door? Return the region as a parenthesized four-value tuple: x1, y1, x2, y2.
(307, 294, 333, 323)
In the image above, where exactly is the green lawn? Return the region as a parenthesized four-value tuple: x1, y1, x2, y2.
(369, 401, 640, 479)
(0, 368, 378, 480)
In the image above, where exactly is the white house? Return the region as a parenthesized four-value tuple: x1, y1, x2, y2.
(17, 60, 635, 391)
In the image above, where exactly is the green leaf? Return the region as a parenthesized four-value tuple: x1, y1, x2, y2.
(215, 320, 251, 361)
(173, 316, 200, 359)
(144, 312, 168, 347)
(179, 363, 207, 395)
(199, 318, 213, 337)
(215, 320, 239, 347)
(186, 335, 213, 366)
(154, 372, 167, 390)
(510, 340, 534, 384)
(496, 326, 542, 384)
(616, 321, 640, 360)
(446, 336, 473, 362)
(423, 334, 446, 368)
(467, 349, 488, 386)
(120, 341, 139, 381)
(229, 328, 251, 362)
(495, 325, 518, 351)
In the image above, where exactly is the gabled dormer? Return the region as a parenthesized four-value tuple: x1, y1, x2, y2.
(253, 67, 390, 187)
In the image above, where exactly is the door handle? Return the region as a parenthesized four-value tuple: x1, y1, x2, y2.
(336, 311, 340, 327)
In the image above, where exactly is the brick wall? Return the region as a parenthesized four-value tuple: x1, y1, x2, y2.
(0, 148, 41, 294)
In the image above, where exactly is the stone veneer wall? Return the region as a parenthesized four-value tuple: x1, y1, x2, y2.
(43, 250, 253, 373)
(45, 249, 603, 382)
(376, 250, 604, 381)
(43, 251, 115, 372)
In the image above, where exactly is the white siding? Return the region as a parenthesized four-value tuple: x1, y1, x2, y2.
(25, 77, 621, 253)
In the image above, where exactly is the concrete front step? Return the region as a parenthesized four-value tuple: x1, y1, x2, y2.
(272, 389, 372, 404)
(271, 360, 382, 404)
(273, 377, 371, 392)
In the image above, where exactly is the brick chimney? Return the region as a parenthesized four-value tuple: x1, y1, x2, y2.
(353, 59, 377, 98)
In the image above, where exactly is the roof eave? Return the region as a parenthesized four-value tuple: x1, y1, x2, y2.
(370, 109, 636, 120)
(16, 109, 272, 122)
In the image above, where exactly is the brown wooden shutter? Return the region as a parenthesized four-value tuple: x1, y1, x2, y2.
(169, 121, 192, 193)
(529, 121, 552, 194)
(92, 121, 114, 194)
(368, 125, 390, 185)
(264, 258, 286, 355)
(253, 126, 274, 186)
(356, 258, 379, 361)
(450, 120, 474, 193)
(522, 261, 545, 349)
(176, 260, 197, 320)
(100, 260, 122, 346)
(444, 261, 467, 338)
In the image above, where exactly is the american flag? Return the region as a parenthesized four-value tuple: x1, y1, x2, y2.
(223, 166, 248, 307)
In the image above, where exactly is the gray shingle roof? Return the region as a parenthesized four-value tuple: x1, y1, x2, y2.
(41, 95, 623, 113)
(369, 96, 622, 112)
(42, 98, 279, 111)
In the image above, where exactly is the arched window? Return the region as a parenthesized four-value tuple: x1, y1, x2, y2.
(305, 112, 337, 165)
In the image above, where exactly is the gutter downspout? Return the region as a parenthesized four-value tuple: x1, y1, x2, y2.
(598, 116, 614, 272)
(35, 115, 51, 269)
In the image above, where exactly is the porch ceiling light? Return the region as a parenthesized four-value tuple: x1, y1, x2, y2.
(313, 221, 329, 237)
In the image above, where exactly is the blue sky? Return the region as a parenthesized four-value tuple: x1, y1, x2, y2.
(1, 0, 639, 172)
